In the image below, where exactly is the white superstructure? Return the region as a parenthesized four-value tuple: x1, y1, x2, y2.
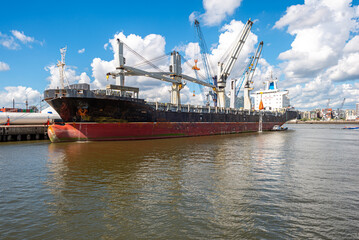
(252, 78, 290, 111)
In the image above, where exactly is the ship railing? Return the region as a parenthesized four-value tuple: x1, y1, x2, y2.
(148, 102, 252, 115)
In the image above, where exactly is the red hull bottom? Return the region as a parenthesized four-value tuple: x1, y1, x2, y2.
(48, 122, 285, 142)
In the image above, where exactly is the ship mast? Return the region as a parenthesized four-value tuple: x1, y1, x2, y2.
(57, 46, 67, 90)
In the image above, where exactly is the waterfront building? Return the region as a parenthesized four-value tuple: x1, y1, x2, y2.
(310, 110, 319, 119)
(301, 111, 310, 119)
(345, 109, 356, 121)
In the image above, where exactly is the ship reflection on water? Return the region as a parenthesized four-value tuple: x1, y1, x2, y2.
(45, 132, 295, 239)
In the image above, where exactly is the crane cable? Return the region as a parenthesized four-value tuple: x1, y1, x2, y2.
(122, 42, 166, 73)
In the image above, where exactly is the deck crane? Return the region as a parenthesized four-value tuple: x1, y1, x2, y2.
(193, 20, 217, 105)
(243, 41, 263, 110)
(192, 19, 253, 108)
(194, 20, 213, 85)
(216, 19, 253, 108)
(106, 39, 216, 106)
(229, 41, 263, 109)
(107, 19, 253, 108)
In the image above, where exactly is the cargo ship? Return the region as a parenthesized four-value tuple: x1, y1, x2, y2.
(44, 20, 297, 142)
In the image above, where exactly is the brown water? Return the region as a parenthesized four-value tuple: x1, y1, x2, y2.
(0, 124, 358, 239)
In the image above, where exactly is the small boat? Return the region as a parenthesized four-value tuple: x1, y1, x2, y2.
(343, 126, 359, 130)
(272, 125, 288, 131)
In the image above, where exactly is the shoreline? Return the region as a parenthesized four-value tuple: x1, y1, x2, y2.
(287, 120, 359, 124)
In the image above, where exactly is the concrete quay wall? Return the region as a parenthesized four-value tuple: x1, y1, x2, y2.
(0, 125, 48, 142)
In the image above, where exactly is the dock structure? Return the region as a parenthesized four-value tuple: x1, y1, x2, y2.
(0, 125, 48, 142)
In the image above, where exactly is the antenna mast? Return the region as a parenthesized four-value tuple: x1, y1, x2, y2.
(57, 46, 67, 89)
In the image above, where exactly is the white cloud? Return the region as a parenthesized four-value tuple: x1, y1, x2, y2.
(272, 0, 359, 110)
(79, 72, 91, 83)
(286, 75, 359, 110)
(190, 0, 243, 26)
(0, 86, 41, 108)
(91, 32, 168, 94)
(0, 30, 39, 49)
(274, 0, 359, 80)
(0, 32, 19, 50)
(11, 30, 34, 44)
(0, 61, 10, 71)
(343, 35, 359, 53)
(90, 57, 116, 89)
(78, 48, 85, 54)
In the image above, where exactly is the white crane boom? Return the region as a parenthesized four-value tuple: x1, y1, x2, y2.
(219, 19, 253, 82)
(107, 40, 216, 106)
(217, 19, 253, 108)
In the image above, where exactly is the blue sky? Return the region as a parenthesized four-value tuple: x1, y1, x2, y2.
(1, 0, 358, 110)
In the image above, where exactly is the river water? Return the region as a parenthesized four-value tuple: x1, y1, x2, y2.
(0, 124, 358, 239)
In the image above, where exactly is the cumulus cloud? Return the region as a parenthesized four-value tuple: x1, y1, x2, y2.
(287, 75, 359, 109)
(78, 48, 85, 54)
(0, 61, 10, 71)
(79, 72, 91, 83)
(272, 0, 359, 110)
(274, 0, 359, 80)
(0, 86, 41, 108)
(190, 0, 243, 26)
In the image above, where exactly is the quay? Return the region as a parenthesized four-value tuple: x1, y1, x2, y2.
(0, 125, 48, 142)
(287, 120, 359, 124)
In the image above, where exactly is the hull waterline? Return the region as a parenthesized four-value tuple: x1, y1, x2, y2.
(48, 121, 284, 142)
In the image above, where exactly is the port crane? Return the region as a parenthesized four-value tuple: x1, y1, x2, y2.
(229, 41, 263, 109)
(191, 19, 254, 108)
(193, 19, 217, 105)
(107, 19, 253, 108)
(216, 19, 253, 108)
(193, 19, 214, 86)
(336, 98, 346, 119)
